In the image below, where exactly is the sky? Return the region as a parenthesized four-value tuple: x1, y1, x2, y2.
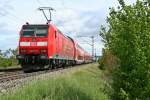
(0, 0, 136, 55)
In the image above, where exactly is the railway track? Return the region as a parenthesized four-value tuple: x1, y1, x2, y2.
(0, 67, 22, 72)
(0, 63, 92, 94)
(0, 66, 70, 83)
(0, 63, 92, 84)
(0, 67, 66, 94)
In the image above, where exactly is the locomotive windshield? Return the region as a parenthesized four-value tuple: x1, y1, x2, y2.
(22, 30, 34, 37)
(22, 25, 48, 37)
(35, 29, 47, 37)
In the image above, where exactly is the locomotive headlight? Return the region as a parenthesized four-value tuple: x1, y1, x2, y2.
(37, 42, 47, 46)
(20, 49, 26, 53)
(41, 49, 47, 53)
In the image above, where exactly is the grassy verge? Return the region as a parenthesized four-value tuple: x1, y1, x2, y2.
(0, 63, 109, 100)
(0, 58, 18, 68)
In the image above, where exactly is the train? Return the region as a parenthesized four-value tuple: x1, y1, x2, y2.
(16, 23, 92, 72)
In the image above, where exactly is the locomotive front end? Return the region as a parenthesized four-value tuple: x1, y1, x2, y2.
(17, 24, 49, 72)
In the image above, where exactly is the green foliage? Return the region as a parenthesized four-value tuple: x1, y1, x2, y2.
(100, 0, 150, 99)
(0, 64, 109, 100)
(0, 48, 18, 68)
(0, 58, 17, 68)
(98, 48, 118, 71)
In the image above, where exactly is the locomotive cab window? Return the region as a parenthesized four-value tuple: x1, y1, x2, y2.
(21, 26, 48, 37)
(22, 30, 35, 37)
(35, 29, 47, 37)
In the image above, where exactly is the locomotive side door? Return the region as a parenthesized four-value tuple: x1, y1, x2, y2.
(55, 31, 59, 57)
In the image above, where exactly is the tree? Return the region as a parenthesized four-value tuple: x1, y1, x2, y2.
(100, 0, 150, 99)
(0, 50, 2, 57)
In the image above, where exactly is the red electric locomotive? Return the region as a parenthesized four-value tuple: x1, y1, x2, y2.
(17, 23, 92, 72)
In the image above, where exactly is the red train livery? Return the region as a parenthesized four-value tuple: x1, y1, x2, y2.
(17, 23, 92, 72)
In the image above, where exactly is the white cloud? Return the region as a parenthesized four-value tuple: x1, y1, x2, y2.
(0, 0, 13, 16)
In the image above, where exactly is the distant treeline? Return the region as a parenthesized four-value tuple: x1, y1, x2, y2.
(0, 48, 18, 68)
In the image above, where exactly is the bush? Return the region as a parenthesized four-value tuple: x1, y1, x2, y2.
(100, 0, 150, 99)
(0, 58, 17, 68)
(99, 49, 118, 71)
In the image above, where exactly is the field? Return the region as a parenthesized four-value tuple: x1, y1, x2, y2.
(0, 63, 109, 100)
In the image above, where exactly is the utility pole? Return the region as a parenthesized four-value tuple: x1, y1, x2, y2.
(38, 7, 55, 23)
(95, 49, 96, 61)
(76, 35, 95, 61)
(91, 36, 94, 61)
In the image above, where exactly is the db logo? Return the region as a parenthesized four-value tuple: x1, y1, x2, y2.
(30, 42, 37, 46)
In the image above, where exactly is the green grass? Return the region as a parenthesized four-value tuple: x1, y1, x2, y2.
(0, 58, 18, 68)
(0, 63, 109, 100)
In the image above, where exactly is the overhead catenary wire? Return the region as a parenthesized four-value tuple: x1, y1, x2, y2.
(76, 36, 95, 60)
(8, 12, 25, 23)
(0, 9, 24, 24)
(35, 0, 44, 6)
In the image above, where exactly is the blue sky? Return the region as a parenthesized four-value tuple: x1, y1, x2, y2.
(0, 0, 136, 55)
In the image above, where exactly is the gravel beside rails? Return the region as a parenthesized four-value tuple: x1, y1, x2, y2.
(0, 64, 92, 95)
(0, 66, 21, 71)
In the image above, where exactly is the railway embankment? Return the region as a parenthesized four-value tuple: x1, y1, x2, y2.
(0, 63, 109, 100)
